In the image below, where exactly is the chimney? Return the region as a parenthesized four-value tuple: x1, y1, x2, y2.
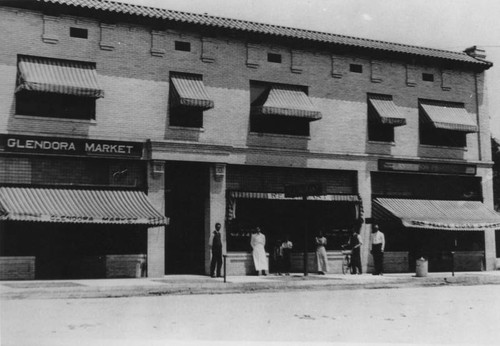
(464, 46, 487, 59)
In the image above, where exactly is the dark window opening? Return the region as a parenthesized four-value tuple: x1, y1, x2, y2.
(175, 41, 191, 52)
(70, 27, 88, 39)
(251, 114, 310, 136)
(422, 73, 434, 82)
(350, 64, 363, 73)
(169, 106, 203, 128)
(267, 53, 282, 63)
(16, 91, 96, 120)
(420, 125, 467, 147)
(368, 100, 395, 142)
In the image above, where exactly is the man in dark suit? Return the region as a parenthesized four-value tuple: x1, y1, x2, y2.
(209, 222, 223, 278)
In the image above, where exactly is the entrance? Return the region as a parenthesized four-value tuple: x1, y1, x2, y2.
(164, 162, 208, 274)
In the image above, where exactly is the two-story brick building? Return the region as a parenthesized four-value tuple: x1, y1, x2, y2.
(1, 0, 499, 280)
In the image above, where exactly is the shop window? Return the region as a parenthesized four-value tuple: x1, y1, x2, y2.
(169, 72, 214, 128)
(15, 55, 103, 120)
(70, 27, 88, 39)
(250, 81, 321, 136)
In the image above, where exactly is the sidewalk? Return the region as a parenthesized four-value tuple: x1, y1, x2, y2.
(2, 271, 500, 300)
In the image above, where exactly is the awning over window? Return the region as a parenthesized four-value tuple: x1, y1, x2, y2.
(170, 74, 214, 110)
(373, 198, 500, 231)
(420, 101, 478, 132)
(253, 85, 322, 120)
(15, 56, 104, 98)
(369, 95, 406, 126)
(0, 187, 168, 225)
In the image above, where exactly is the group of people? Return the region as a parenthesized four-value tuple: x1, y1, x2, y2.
(209, 222, 386, 277)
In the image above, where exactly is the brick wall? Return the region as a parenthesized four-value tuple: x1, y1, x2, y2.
(0, 6, 488, 165)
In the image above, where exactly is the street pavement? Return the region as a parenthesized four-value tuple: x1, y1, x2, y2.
(2, 270, 500, 300)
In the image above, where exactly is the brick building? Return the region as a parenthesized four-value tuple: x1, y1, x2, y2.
(0, 0, 499, 280)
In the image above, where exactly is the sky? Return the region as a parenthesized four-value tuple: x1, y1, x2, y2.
(115, 0, 500, 141)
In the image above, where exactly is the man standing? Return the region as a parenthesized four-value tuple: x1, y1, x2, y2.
(251, 227, 268, 275)
(370, 224, 385, 275)
(209, 222, 223, 278)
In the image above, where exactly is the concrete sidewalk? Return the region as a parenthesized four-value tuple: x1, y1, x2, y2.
(2, 271, 500, 300)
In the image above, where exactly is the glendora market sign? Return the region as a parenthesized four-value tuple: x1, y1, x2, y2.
(0, 134, 143, 158)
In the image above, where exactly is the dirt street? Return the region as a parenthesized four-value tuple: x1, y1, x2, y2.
(1, 285, 499, 345)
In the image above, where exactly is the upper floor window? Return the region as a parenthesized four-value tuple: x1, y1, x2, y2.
(422, 73, 434, 82)
(70, 27, 88, 39)
(250, 81, 321, 136)
(419, 100, 477, 148)
(169, 72, 214, 128)
(350, 64, 363, 73)
(367, 94, 406, 143)
(175, 41, 191, 52)
(15, 55, 104, 120)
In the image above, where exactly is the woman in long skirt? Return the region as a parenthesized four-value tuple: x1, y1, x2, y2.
(251, 227, 268, 275)
(315, 231, 328, 274)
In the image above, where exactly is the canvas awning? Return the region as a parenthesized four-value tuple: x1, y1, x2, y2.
(368, 95, 406, 126)
(372, 198, 500, 231)
(15, 55, 104, 98)
(228, 191, 359, 202)
(420, 101, 478, 132)
(252, 85, 322, 120)
(0, 187, 168, 225)
(170, 73, 214, 110)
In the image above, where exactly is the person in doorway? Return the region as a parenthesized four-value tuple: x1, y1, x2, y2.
(370, 224, 385, 275)
(250, 227, 268, 275)
(272, 238, 283, 275)
(280, 235, 293, 275)
(209, 222, 223, 278)
(348, 228, 363, 274)
(315, 231, 328, 275)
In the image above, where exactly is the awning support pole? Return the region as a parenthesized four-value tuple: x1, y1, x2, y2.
(303, 196, 308, 276)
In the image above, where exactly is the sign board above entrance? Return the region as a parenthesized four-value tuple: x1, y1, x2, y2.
(0, 134, 144, 159)
(284, 183, 324, 198)
(378, 159, 476, 175)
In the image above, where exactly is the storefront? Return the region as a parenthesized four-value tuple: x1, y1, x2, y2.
(371, 159, 500, 272)
(0, 134, 167, 280)
(224, 165, 362, 275)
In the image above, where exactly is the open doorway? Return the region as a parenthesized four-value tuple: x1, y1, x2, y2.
(164, 162, 208, 274)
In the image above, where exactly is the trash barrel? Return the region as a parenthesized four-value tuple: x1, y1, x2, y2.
(416, 258, 428, 277)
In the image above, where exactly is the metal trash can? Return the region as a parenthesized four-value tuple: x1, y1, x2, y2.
(416, 258, 428, 277)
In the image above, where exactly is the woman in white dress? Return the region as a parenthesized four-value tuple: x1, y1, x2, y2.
(315, 231, 328, 275)
(250, 227, 268, 275)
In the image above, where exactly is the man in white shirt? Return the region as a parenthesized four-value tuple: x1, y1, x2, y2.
(370, 224, 385, 275)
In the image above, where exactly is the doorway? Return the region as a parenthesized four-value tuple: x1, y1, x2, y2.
(164, 162, 208, 274)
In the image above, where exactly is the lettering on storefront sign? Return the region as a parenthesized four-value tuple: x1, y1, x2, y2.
(378, 159, 476, 175)
(284, 183, 324, 198)
(0, 134, 143, 158)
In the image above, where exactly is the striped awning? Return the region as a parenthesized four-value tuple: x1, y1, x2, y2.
(170, 74, 214, 110)
(228, 191, 359, 202)
(420, 101, 478, 132)
(373, 198, 500, 231)
(369, 95, 406, 126)
(253, 85, 322, 120)
(15, 55, 104, 98)
(0, 187, 168, 225)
